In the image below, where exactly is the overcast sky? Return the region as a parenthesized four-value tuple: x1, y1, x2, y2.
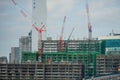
(0, 0, 120, 59)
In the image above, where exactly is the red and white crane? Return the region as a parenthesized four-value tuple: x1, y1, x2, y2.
(59, 16, 66, 52)
(11, 0, 46, 62)
(11, 0, 29, 18)
(86, 0, 92, 40)
(11, 0, 17, 5)
(32, 24, 46, 62)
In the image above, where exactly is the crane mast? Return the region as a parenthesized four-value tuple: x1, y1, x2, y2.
(11, 0, 46, 62)
(32, 24, 46, 62)
(86, 0, 92, 40)
(59, 16, 66, 52)
(68, 27, 74, 41)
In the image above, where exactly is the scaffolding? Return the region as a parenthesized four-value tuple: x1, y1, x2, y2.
(42, 40, 102, 53)
(21, 52, 38, 63)
(21, 51, 99, 77)
(42, 52, 100, 77)
(21, 40, 102, 77)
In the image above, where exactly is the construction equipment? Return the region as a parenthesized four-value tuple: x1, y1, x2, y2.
(32, 24, 46, 62)
(59, 16, 66, 52)
(11, 0, 17, 5)
(11, 0, 30, 19)
(12, 0, 46, 62)
(86, 0, 92, 40)
(68, 27, 75, 41)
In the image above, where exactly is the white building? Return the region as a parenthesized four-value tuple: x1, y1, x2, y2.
(98, 36, 120, 40)
(19, 31, 32, 63)
(98, 33, 120, 40)
(32, 0, 47, 51)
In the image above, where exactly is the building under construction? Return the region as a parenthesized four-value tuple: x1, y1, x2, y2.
(42, 39, 102, 53)
(21, 39, 120, 78)
(0, 63, 84, 80)
(21, 39, 101, 77)
(10, 0, 120, 79)
(96, 55, 120, 76)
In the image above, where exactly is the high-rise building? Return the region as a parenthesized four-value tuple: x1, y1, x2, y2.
(19, 31, 32, 63)
(32, 0, 47, 52)
(10, 47, 19, 64)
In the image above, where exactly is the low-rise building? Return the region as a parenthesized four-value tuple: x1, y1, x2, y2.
(96, 55, 120, 76)
(0, 63, 84, 80)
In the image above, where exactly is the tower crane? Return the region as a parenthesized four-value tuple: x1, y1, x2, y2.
(63, 27, 75, 52)
(11, 0, 30, 18)
(11, 0, 17, 5)
(85, 0, 93, 55)
(59, 16, 66, 52)
(11, 0, 46, 62)
(86, 0, 92, 40)
(68, 27, 75, 41)
(32, 24, 46, 62)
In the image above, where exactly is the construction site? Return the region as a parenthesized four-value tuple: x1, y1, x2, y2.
(20, 39, 120, 78)
(1, 0, 120, 80)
